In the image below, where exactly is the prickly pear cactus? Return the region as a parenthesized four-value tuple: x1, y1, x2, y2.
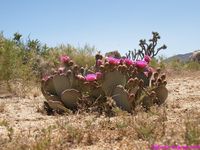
(41, 53, 169, 114)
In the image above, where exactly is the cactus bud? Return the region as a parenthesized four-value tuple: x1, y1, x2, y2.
(99, 65, 105, 72)
(117, 65, 123, 72)
(151, 79, 156, 86)
(157, 78, 162, 86)
(121, 65, 127, 73)
(162, 80, 167, 86)
(67, 70, 72, 76)
(58, 67, 65, 74)
(153, 72, 159, 79)
(76, 74, 85, 81)
(150, 91, 156, 98)
(80, 67, 85, 75)
(161, 73, 166, 81)
(156, 68, 161, 74)
(73, 65, 79, 71)
(95, 53, 102, 60)
(139, 79, 144, 87)
(68, 60, 74, 66)
(104, 62, 110, 70)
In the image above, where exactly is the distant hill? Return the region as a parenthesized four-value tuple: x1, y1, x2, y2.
(166, 52, 192, 62)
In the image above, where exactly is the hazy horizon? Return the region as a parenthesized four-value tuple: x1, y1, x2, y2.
(1, 0, 200, 57)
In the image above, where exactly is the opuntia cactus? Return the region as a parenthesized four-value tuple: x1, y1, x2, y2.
(41, 52, 168, 114)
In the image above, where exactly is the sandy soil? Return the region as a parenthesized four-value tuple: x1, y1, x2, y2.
(0, 72, 200, 149)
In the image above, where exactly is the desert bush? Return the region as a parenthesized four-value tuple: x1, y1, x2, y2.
(0, 33, 96, 94)
(167, 59, 184, 71)
(184, 61, 200, 71)
(0, 34, 39, 92)
(149, 57, 166, 70)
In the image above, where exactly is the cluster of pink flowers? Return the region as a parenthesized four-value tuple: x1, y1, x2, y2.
(135, 60, 147, 69)
(106, 55, 151, 69)
(50, 54, 153, 82)
(124, 58, 134, 66)
(106, 57, 120, 65)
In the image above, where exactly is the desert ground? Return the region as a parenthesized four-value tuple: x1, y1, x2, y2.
(0, 71, 200, 150)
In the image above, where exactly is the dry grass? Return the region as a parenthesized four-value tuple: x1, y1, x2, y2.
(0, 102, 5, 113)
(0, 71, 200, 149)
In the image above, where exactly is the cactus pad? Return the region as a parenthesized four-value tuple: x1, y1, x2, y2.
(42, 77, 57, 95)
(61, 89, 82, 109)
(112, 85, 132, 112)
(102, 71, 126, 96)
(90, 87, 105, 99)
(44, 100, 71, 113)
(153, 86, 168, 105)
(53, 74, 71, 96)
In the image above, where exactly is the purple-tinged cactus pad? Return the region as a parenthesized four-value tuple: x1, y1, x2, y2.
(53, 74, 71, 96)
(61, 89, 82, 109)
(153, 86, 168, 105)
(102, 70, 126, 96)
(112, 85, 132, 112)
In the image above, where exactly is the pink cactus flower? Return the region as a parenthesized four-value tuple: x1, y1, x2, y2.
(119, 59, 124, 64)
(107, 57, 120, 65)
(136, 60, 147, 69)
(96, 59, 103, 66)
(124, 58, 134, 66)
(95, 72, 103, 79)
(60, 55, 70, 63)
(144, 55, 151, 63)
(85, 74, 97, 82)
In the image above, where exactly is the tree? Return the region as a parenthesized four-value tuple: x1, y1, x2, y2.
(126, 32, 167, 60)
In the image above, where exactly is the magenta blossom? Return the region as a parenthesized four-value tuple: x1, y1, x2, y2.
(60, 55, 70, 63)
(119, 59, 125, 64)
(96, 59, 103, 66)
(124, 58, 134, 66)
(136, 60, 147, 69)
(144, 55, 151, 63)
(95, 72, 103, 79)
(107, 57, 120, 65)
(85, 74, 97, 82)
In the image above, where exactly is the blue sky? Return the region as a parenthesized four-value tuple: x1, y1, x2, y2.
(0, 0, 200, 57)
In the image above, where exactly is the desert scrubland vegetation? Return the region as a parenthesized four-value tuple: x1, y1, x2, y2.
(0, 32, 199, 149)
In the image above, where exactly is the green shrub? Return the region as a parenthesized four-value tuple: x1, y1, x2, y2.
(168, 59, 184, 71)
(184, 61, 200, 71)
(149, 57, 166, 70)
(0, 32, 96, 93)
